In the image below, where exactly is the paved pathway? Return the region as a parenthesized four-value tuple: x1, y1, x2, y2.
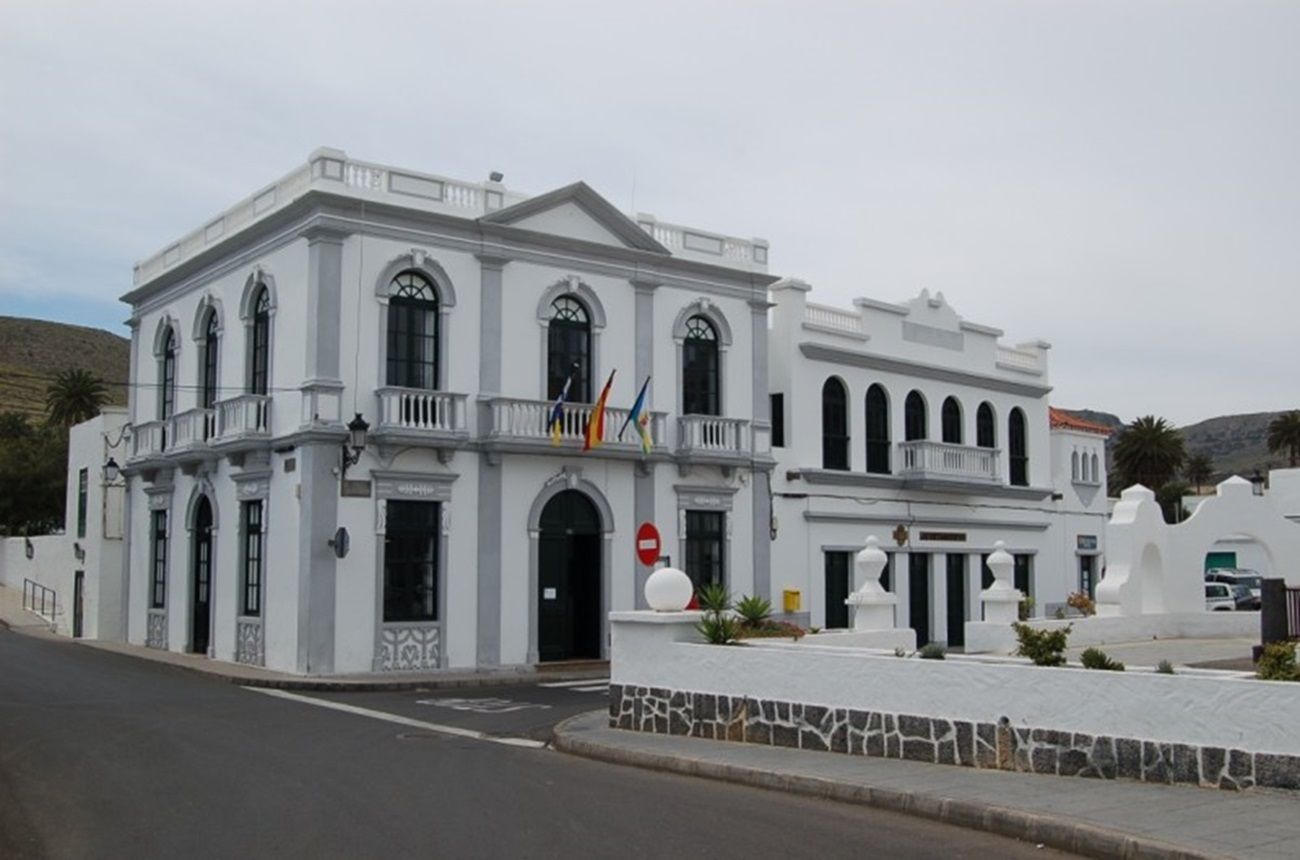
(555, 710, 1300, 860)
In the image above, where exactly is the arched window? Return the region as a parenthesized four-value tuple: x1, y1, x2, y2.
(941, 397, 962, 444)
(249, 286, 271, 396)
(1071, 451, 1080, 482)
(682, 315, 720, 416)
(865, 384, 890, 474)
(821, 377, 849, 470)
(976, 402, 996, 449)
(1009, 408, 1028, 486)
(904, 391, 927, 441)
(548, 295, 591, 403)
(386, 271, 439, 389)
(1091, 452, 1100, 485)
(200, 310, 219, 410)
(159, 327, 177, 420)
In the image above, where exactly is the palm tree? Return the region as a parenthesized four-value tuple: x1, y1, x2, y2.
(1112, 415, 1186, 491)
(1183, 453, 1214, 494)
(45, 369, 108, 427)
(1267, 410, 1300, 467)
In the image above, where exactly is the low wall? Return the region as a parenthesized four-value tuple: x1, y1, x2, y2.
(964, 611, 1259, 655)
(610, 611, 1300, 792)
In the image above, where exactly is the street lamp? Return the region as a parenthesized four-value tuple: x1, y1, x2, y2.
(340, 413, 370, 479)
(1250, 468, 1267, 496)
(103, 457, 121, 484)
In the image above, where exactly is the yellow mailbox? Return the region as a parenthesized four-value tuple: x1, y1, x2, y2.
(782, 589, 801, 613)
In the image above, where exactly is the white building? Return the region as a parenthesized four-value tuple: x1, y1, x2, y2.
(117, 149, 775, 674)
(766, 283, 1111, 645)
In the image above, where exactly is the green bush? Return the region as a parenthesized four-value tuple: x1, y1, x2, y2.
(696, 583, 731, 614)
(918, 642, 947, 660)
(1155, 660, 1175, 675)
(1018, 596, 1035, 621)
(735, 594, 773, 627)
(696, 612, 742, 645)
(1080, 647, 1125, 671)
(1257, 642, 1299, 681)
(1012, 623, 1071, 667)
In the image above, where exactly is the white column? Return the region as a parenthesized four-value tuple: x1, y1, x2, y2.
(980, 541, 1021, 626)
(931, 552, 948, 645)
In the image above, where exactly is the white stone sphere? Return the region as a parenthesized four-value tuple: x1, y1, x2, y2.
(645, 566, 693, 611)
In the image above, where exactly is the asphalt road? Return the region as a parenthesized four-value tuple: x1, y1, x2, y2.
(0, 627, 1071, 859)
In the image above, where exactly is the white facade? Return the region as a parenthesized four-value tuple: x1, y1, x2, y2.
(118, 149, 773, 674)
(767, 282, 1111, 646)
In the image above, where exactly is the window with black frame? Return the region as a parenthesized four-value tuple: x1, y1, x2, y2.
(76, 468, 88, 538)
(865, 384, 890, 473)
(386, 271, 439, 390)
(159, 328, 177, 420)
(942, 397, 962, 444)
(904, 390, 927, 441)
(1009, 408, 1028, 486)
(249, 286, 271, 396)
(384, 500, 439, 622)
(201, 309, 219, 411)
(547, 296, 591, 403)
(976, 402, 996, 448)
(241, 501, 264, 617)
(150, 510, 167, 609)
(682, 315, 720, 416)
(821, 377, 849, 470)
(684, 510, 725, 591)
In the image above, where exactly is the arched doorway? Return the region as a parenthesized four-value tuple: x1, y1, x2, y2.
(191, 496, 214, 654)
(537, 490, 602, 662)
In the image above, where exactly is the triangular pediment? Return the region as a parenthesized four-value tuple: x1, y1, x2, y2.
(481, 182, 669, 254)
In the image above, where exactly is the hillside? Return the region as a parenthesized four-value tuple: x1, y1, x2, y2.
(0, 316, 130, 419)
(1059, 408, 1292, 480)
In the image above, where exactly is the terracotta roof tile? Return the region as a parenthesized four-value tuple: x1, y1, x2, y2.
(1049, 407, 1113, 436)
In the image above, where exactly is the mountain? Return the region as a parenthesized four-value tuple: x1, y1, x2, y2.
(0, 317, 130, 420)
(1059, 407, 1292, 481)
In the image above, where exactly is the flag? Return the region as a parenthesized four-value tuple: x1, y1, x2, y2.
(548, 374, 572, 446)
(583, 369, 617, 452)
(618, 376, 653, 455)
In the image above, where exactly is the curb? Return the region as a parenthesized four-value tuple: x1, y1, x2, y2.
(553, 712, 1225, 860)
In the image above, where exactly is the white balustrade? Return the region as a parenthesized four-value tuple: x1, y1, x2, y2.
(215, 395, 271, 440)
(898, 440, 1000, 483)
(167, 408, 215, 450)
(131, 421, 167, 459)
(377, 388, 466, 434)
(487, 397, 664, 450)
(676, 415, 751, 455)
(804, 302, 863, 334)
(996, 346, 1042, 374)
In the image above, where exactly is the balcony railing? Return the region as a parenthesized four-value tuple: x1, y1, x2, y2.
(131, 420, 167, 460)
(676, 415, 752, 458)
(167, 408, 215, 453)
(375, 388, 468, 437)
(899, 440, 1000, 484)
(215, 394, 272, 441)
(485, 397, 666, 451)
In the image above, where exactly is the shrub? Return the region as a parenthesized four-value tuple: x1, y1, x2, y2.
(735, 594, 773, 628)
(1080, 647, 1125, 671)
(1066, 592, 1097, 617)
(1257, 642, 1299, 681)
(1155, 660, 1175, 675)
(737, 620, 805, 641)
(1012, 622, 1071, 667)
(696, 583, 731, 614)
(918, 642, 947, 660)
(696, 612, 741, 645)
(1018, 596, 1035, 621)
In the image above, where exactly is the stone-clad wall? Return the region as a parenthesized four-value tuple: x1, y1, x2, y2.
(608, 683, 1300, 792)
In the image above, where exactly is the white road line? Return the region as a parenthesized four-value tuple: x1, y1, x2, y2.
(570, 685, 610, 693)
(537, 678, 611, 689)
(243, 687, 547, 749)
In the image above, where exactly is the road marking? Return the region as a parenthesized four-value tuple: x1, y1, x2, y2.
(571, 685, 610, 693)
(243, 687, 547, 749)
(537, 678, 611, 689)
(416, 697, 551, 714)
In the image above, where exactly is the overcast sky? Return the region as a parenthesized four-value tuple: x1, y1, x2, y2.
(1, 1, 1296, 425)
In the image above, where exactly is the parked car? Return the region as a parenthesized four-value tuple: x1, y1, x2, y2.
(1205, 582, 1237, 611)
(1205, 568, 1263, 607)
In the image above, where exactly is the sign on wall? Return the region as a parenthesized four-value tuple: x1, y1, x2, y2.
(636, 522, 662, 567)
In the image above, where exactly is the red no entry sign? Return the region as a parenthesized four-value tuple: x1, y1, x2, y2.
(636, 522, 662, 567)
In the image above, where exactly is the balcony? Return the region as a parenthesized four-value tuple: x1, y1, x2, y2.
(676, 415, 753, 465)
(372, 388, 470, 452)
(130, 420, 167, 461)
(898, 440, 1001, 487)
(214, 394, 272, 447)
(484, 397, 667, 456)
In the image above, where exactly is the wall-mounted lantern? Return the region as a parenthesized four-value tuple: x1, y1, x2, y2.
(103, 457, 121, 484)
(1250, 468, 1267, 496)
(340, 413, 370, 479)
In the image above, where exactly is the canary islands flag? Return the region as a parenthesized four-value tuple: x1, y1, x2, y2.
(548, 375, 572, 446)
(618, 376, 653, 455)
(583, 369, 616, 452)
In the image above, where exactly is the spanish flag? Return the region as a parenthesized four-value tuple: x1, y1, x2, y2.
(583, 369, 616, 452)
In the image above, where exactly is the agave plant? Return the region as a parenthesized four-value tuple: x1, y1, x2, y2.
(735, 594, 772, 627)
(695, 582, 731, 614)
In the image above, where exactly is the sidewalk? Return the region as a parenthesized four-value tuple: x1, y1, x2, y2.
(0, 583, 607, 691)
(554, 710, 1298, 860)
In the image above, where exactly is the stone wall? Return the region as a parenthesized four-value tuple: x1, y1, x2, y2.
(609, 683, 1300, 792)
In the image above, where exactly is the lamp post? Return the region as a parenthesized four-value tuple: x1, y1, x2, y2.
(340, 413, 370, 479)
(1250, 468, 1267, 497)
(103, 457, 121, 485)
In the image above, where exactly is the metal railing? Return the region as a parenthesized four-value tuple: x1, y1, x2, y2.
(22, 579, 57, 624)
